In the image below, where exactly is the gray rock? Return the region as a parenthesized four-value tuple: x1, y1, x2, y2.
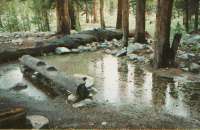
(72, 99, 96, 108)
(127, 43, 147, 54)
(78, 46, 92, 52)
(26, 115, 49, 129)
(11, 82, 28, 91)
(178, 53, 195, 60)
(184, 35, 200, 44)
(100, 42, 109, 48)
(67, 94, 78, 103)
(128, 54, 145, 62)
(115, 48, 127, 57)
(55, 47, 71, 54)
(189, 63, 200, 73)
(71, 48, 80, 53)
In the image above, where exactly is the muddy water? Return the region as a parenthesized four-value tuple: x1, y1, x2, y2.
(0, 51, 200, 128)
(41, 52, 200, 120)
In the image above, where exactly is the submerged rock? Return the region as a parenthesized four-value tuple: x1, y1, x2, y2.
(26, 115, 49, 129)
(55, 47, 71, 54)
(11, 82, 28, 91)
(72, 99, 96, 108)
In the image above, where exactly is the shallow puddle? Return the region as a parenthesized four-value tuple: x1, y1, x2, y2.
(0, 51, 199, 122)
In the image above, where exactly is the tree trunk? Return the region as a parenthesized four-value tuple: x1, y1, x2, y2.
(135, 0, 146, 43)
(100, 0, 106, 29)
(184, 0, 189, 33)
(122, 0, 129, 47)
(69, 0, 76, 30)
(56, 0, 71, 34)
(116, 0, 122, 29)
(194, 0, 199, 32)
(154, 0, 174, 68)
(0, 16, 3, 28)
(75, 2, 81, 31)
(92, 0, 98, 23)
(85, 0, 90, 23)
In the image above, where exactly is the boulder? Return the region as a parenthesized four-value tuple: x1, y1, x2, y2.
(128, 54, 145, 62)
(98, 42, 110, 49)
(55, 47, 71, 54)
(189, 63, 200, 73)
(78, 46, 92, 52)
(115, 48, 127, 57)
(67, 94, 78, 103)
(127, 43, 147, 54)
(177, 53, 195, 60)
(26, 115, 49, 129)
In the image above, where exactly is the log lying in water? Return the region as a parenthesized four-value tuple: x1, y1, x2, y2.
(20, 55, 89, 99)
(0, 107, 27, 128)
(0, 29, 123, 63)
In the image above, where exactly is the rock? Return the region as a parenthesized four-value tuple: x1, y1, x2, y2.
(67, 94, 78, 103)
(185, 35, 200, 44)
(189, 63, 200, 73)
(178, 53, 195, 60)
(12, 39, 23, 45)
(104, 49, 112, 54)
(71, 48, 80, 53)
(127, 43, 147, 54)
(99, 42, 110, 49)
(26, 115, 49, 129)
(101, 121, 107, 126)
(55, 47, 71, 54)
(11, 82, 28, 91)
(115, 48, 127, 57)
(128, 54, 145, 62)
(78, 46, 92, 52)
(72, 99, 96, 108)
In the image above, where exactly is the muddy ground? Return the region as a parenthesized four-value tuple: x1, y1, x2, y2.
(0, 51, 200, 128)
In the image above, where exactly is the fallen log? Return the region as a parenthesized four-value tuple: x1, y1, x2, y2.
(0, 29, 123, 63)
(20, 55, 89, 99)
(0, 107, 27, 128)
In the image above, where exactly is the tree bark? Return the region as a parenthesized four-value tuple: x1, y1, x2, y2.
(92, 0, 98, 23)
(122, 0, 129, 47)
(69, 0, 76, 30)
(154, 0, 174, 68)
(116, 0, 122, 29)
(194, 0, 199, 32)
(135, 0, 146, 43)
(56, 0, 71, 35)
(184, 0, 189, 33)
(100, 0, 106, 29)
(85, 0, 90, 23)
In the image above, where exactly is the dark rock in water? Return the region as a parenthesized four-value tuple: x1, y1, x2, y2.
(189, 63, 200, 73)
(26, 115, 49, 129)
(115, 48, 127, 57)
(11, 82, 28, 91)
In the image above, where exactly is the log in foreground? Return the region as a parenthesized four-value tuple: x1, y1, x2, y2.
(20, 55, 89, 99)
(0, 29, 122, 63)
(0, 107, 27, 128)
